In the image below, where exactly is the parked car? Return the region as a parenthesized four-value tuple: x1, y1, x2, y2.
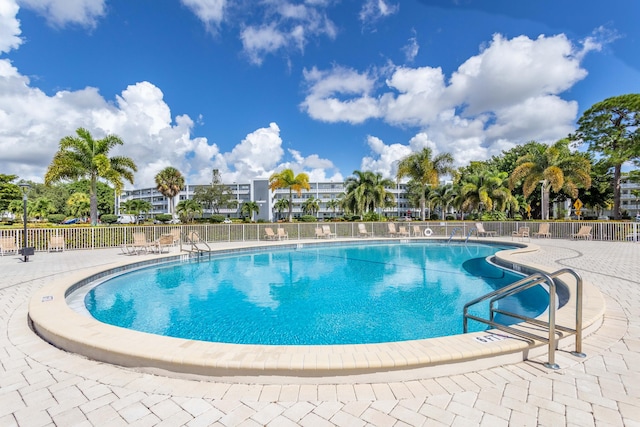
(62, 218, 81, 225)
(223, 218, 233, 224)
(116, 214, 137, 224)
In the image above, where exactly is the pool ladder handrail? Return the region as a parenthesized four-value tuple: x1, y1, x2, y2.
(464, 228, 477, 243)
(447, 227, 462, 243)
(463, 267, 585, 369)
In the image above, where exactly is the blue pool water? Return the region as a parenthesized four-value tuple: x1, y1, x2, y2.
(85, 242, 548, 345)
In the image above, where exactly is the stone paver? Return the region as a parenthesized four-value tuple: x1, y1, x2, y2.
(1, 238, 638, 426)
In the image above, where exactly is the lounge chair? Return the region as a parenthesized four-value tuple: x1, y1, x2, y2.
(512, 226, 530, 241)
(264, 227, 278, 240)
(358, 223, 373, 237)
(412, 225, 422, 237)
(277, 228, 288, 240)
(131, 232, 152, 254)
(533, 223, 551, 238)
(398, 226, 411, 237)
(315, 227, 326, 238)
(322, 225, 336, 238)
(571, 226, 593, 240)
(154, 234, 174, 253)
(387, 223, 399, 237)
(475, 223, 497, 237)
(0, 236, 18, 256)
(48, 235, 65, 252)
(169, 228, 181, 245)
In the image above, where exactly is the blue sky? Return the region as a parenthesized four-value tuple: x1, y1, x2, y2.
(1, 0, 638, 188)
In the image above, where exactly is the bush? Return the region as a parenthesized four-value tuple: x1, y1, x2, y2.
(47, 214, 66, 224)
(298, 215, 318, 222)
(480, 211, 507, 221)
(429, 213, 439, 220)
(445, 215, 455, 221)
(362, 212, 382, 222)
(100, 214, 118, 224)
(209, 215, 225, 223)
(155, 214, 173, 223)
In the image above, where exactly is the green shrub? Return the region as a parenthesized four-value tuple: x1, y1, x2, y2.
(100, 214, 118, 224)
(480, 211, 507, 221)
(298, 215, 317, 222)
(47, 214, 66, 224)
(445, 215, 455, 221)
(362, 212, 382, 222)
(209, 215, 225, 223)
(155, 214, 173, 223)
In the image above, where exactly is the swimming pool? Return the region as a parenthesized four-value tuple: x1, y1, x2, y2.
(83, 242, 548, 345)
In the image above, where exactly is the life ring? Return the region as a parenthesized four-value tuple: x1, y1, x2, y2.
(424, 227, 433, 237)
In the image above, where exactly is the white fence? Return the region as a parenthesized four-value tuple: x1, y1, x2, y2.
(0, 221, 638, 252)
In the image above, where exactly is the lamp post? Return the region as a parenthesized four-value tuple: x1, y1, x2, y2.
(540, 180, 547, 220)
(18, 183, 31, 262)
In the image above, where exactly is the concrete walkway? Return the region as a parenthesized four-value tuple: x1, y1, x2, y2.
(1, 239, 638, 426)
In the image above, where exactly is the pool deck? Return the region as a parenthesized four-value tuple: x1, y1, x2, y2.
(1, 238, 639, 426)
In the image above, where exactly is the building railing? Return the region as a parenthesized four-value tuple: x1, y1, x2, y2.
(0, 221, 638, 252)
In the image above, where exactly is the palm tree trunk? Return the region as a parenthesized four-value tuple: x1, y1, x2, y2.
(90, 176, 98, 226)
(420, 193, 426, 221)
(288, 188, 293, 222)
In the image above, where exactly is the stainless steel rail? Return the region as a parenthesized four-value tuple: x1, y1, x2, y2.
(463, 268, 584, 369)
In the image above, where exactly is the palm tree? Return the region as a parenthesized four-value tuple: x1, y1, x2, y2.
(121, 199, 152, 218)
(176, 199, 202, 223)
(301, 197, 320, 216)
(241, 201, 260, 222)
(460, 170, 513, 214)
(155, 167, 185, 217)
(326, 198, 341, 218)
(509, 139, 592, 220)
(45, 128, 137, 226)
(429, 184, 456, 220)
(273, 198, 290, 221)
(268, 169, 310, 221)
(31, 197, 55, 221)
(343, 170, 395, 216)
(396, 148, 454, 220)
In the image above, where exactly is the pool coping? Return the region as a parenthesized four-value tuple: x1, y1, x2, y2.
(27, 238, 606, 383)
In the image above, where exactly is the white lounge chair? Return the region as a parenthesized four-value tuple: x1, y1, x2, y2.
(264, 227, 278, 240)
(571, 226, 592, 240)
(277, 228, 288, 240)
(387, 223, 399, 237)
(0, 236, 18, 256)
(322, 225, 336, 238)
(358, 223, 373, 237)
(512, 226, 530, 241)
(475, 223, 497, 237)
(48, 235, 65, 252)
(533, 223, 551, 238)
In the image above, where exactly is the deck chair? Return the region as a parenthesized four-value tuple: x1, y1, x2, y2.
(154, 234, 174, 253)
(0, 236, 18, 256)
(264, 227, 278, 240)
(571, 226, 593, 240)
(358, 223, 373, 237)
(277, 228, 288, 240)
(315, 227, 326, 238)
(169, 228, 181, 245)
(48, 235, 65, 252)
(475, 223, 497, 237)
(398, 226, 411, 237)
(533, 223, 551, 238)
(322, 225, 336, 238)
(131, 232, 152, 254)
(412, 225, 422, 237)
(387, 223, 399, 237)
(511, 226, 530, 241)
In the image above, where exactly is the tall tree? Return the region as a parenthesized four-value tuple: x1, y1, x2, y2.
(66, 192, 91, 218)
(268, 169, 310, 221)
(301, 197, 320, 216)
(396, 148, 454, 220)
(343, 170, 395, 216)
(273, 198, 290, 221)
(155, 167, 185, 217)
(459, 170, 513, 214)
(429, 184, 456, 220)
(509, 139, 592, 220)
(0, 174, 21, 213)
(193, 169, 236, 214)
(240, 201, 260, 222)
(573, 94, 640, 219)
(176, 199, 202, 223)
(45, 128, 137, 226)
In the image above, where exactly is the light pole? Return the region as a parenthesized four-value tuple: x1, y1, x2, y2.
(18, 183, 31, 262)
(539, 180, 547, 220)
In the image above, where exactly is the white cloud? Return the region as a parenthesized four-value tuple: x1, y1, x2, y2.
(180, 0, 226, 31)
(360, 135, 411, 179)
(0, 0, 22, 53)
(18, 0, 106, 28)
(359, 0, 399, 28)
(303, 32, 602, 168)
(239, 1, 337, 65)
(402, 33, 419, 63)
(300, 65, 382, 123)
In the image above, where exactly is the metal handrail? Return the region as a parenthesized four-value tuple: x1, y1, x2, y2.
(447, 227, 462, 243)
(463, 267, 585, 369)
(464, 228, 476, 243)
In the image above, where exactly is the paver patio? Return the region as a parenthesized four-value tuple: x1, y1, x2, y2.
(1, 238, 638, 426)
